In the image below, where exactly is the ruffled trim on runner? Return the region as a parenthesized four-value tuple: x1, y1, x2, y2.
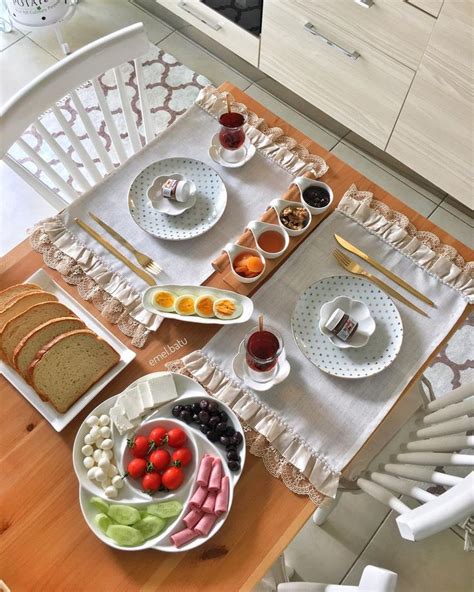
(171, 350, 335, 500)
(338, 186, 474, 302)
(195, 86, 329, 179)
(30, 221, 154, 348)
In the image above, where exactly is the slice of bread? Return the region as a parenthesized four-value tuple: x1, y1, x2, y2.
(13, 317, 85, 377)
(28, 329, 120, 413)
(0, 291, 58, 333)
(0, 284, 43, 311)
(2, 301, 75, 364)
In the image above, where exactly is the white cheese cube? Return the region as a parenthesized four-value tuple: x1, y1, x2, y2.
(138, 382, 154, 409)
(148, 373, 178, 407)
(119, 387, 144, 421)
(110, 403, 135, 435)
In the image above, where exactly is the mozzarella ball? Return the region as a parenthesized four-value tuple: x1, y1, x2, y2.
(95, 437, 104, 449)
(98, 457, 110, 470)
(85, 415, 99, 427)
(89, 425, 100, 439)
(112, 475, 124, 489)
(84, 434, 95, 445)
(94, 468, 107, 482)
(99, 426, 111, 439)
(101, 479, 112, 490)
(83, 456, 94, 470)
(98, 414, 110, 427)
(104, 486, 118, 499)
(81, 444, 93, 457)
(107, 464, 118, 478)
(101, 449, 113, 460)
(87, 467, 98, 480)
(92, 449, 102, 463)
(100, 438, 113, 450)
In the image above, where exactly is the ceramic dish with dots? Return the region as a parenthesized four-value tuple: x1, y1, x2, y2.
(128, 158, 227, 240)
(291, 275, 403, 379)
(73, 372, 244, 552)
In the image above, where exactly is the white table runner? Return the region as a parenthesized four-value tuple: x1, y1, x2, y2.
(178, 188, 473, 498)
(31, 86, 327, 346)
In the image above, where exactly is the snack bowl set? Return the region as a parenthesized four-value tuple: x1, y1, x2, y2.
(73, 373, 244, 552)
(268, 199, 312, 237)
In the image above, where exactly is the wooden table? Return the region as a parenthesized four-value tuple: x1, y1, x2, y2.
(0, 83, 472, 592)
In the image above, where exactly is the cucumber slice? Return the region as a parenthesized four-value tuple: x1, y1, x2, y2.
(90, 496, 109, 514)
(140, 510, 149, 519)
(108, 505, 140, 525)
(94, 513, 112, 534)
(134, 515, 167, 539)
(106, 525, 144, 547)
(147, 501, 183, 519)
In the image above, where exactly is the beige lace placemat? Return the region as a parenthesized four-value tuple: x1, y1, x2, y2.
(30, 86, 328, 347)
(162, 186, 472, 503)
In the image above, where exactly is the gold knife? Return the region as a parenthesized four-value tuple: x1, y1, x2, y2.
(334, 234, 435, 307)
(75, 218, 156, 286)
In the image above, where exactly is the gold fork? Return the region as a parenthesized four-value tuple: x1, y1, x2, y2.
(89, 212, 162, 277)
(333, 249, 429, 317)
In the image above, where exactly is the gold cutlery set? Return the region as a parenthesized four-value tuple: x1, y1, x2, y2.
(333, 234, 434, 317)
(74, 215, 433, 316)
(75, 215, 161, 286)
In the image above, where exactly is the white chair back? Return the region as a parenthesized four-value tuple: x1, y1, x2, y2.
(357, 383, 474, 546)
(276, 565, 397, 591)
(0, 23, 154, 206)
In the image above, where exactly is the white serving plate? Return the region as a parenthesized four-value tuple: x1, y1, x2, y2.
(142, 284, 254, 325)
(0, 269, 135, 432)
(128, 157, 227, 241)
(291, 275, 403, 379)
(74, 372, 244, 552)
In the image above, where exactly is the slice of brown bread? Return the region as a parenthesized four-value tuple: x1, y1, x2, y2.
(2, 302, 75, 364)
(13, 317, 85, 377)
(0, 291, 58, 333)
(0, 284, 43, 311)
(28, 329, 120, 413)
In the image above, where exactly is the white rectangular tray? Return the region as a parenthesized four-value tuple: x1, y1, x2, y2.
(0, 269, 135, 432)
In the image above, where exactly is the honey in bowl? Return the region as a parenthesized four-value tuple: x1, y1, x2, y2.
(257, 230, 286, 254)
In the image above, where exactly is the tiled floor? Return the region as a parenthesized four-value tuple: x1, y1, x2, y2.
(0, 3, 472, 589)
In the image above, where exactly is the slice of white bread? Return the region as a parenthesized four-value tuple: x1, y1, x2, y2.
(0, 291, 58, 333)
(0, 284, 43, 311)
(28, 329, 120, 413)
(2, 302, 75, 364)
(13, 317, 86, 377)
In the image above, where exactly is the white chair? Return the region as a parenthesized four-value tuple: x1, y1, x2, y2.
(315, 383, 474, 549)
(0, 23, 155, 210)
(276, 565, 398, 592)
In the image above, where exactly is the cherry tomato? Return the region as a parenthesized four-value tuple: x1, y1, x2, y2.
(162, 466, 184, 490)
(149, 449, 170, 471)
(167, 427, 187, 448)
(126, 458, 147, 480)
(171, 447, 192, 467)
(142, 472, 161, 494)
(148, 427, 167, 447)
(127, 435, 149, 458)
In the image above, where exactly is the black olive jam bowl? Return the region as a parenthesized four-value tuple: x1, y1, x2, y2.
(292, 176, 334, 215)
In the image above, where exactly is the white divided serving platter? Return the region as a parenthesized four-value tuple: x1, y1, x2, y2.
(74, 372, 245, 552)
(291, 275, 403, 379)
(142, 285, 254, 325)
(0, 269, 135, 432)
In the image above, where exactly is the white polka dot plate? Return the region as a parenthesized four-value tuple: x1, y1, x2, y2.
(128, 158, 227, 240)
(291, 275, 403, 379)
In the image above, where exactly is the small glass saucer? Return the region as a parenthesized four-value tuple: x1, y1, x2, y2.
(232, 339, 291, 392)
(209, 134, 256, 169)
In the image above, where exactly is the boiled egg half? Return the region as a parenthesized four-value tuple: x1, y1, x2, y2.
(174, 294, 196, 316)
(195, 294, 216, 318)
(153, 290, 176, 312)
(213, 297, 242, 320)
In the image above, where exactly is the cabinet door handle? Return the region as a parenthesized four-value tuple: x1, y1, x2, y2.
(354, 0, 375, 7)
(177, 2, 222, 30)
(304, 22, 360, 60)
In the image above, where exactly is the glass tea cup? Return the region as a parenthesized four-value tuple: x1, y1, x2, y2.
(244, 325, 283, 383)
(218, 108, 247, 163)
